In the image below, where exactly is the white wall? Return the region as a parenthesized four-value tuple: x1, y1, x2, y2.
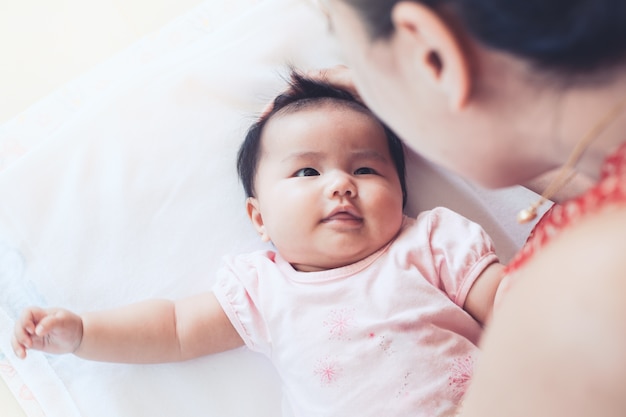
(0, 0, 205, 124)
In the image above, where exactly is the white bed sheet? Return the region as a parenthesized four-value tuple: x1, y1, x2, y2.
(0, 0, 545, 416)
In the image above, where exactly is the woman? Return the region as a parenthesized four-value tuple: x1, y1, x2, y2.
(317, 0, 626, 416)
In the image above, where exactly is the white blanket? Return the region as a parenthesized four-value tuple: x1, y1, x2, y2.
(0, 0, 544, 416)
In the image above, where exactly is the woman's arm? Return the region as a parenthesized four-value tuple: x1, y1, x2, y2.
(460, 205, 626, 416)
(13, 292, 244, 363)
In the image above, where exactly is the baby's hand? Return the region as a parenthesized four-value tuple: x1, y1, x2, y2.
(11, 307, 83, 359)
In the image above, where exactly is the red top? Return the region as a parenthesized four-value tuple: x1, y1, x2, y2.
(504, 142, 626, 275)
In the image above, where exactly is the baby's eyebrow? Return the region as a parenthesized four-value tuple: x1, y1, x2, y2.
(281, 150, 389, 164)
(351, 150, 390, 163)
(281, 151, 323, 164)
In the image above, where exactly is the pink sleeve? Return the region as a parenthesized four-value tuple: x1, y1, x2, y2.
(421, 207, 499, 307)
(212, 253, 272, 356)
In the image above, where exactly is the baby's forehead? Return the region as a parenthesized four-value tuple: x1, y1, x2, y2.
(262, 100, 385, 147)
(272, 97, 373, 120)
(260, 104, 391, 161)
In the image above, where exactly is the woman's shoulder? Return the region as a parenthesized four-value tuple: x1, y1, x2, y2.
(522, 203, 626, 282)
(558, 204, 626, 264)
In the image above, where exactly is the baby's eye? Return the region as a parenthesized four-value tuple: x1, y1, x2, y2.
(295, 167, 320, 177)
(354, 167, 376, 175)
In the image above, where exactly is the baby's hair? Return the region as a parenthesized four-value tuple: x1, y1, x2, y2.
(237, 70, 408, 207)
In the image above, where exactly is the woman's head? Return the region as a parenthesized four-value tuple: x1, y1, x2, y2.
(324, 0, 626, 187)
(341, 0, 626, 79)
(237, 71, 407, 272)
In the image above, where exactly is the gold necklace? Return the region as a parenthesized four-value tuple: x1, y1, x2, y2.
(517, 97, 626, 224)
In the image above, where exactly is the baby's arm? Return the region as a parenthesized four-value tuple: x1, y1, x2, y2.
(463, 262, 506, 326)
(12, 292, 243, 363)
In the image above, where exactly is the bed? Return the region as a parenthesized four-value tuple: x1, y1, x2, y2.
(0, 0, 545, 416)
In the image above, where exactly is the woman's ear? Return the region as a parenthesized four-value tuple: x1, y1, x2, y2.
(246, 197, 271, 242)
(390, 1, 471, 110)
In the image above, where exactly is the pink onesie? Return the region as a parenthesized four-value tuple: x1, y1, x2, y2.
(213, 207, 498, 417)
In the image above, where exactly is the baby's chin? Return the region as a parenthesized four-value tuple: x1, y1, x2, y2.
(289, 249, 378, 273)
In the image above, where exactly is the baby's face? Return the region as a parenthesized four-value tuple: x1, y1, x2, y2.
(247, 103, 404, 272)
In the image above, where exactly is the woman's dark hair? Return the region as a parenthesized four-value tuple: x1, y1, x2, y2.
(237, 70, 407, 207)
(343, 0, 626, 78)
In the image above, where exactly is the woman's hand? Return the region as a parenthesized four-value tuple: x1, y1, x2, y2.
(12, 307, 83, 359)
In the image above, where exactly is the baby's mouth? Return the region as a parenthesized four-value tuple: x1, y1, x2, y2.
(322, 208, 363, 225)
(324, 212, 360, 221)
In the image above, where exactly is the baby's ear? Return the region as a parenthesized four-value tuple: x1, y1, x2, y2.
(246, 197, 271, 242)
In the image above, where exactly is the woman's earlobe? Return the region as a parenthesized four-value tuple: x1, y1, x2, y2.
(391, 1, 471, 110)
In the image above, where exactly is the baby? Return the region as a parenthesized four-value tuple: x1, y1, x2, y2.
(12, 72, 504, 417)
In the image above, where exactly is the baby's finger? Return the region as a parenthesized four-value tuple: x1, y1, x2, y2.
(11, 324, 32, 359)
(35, 309, 80, 337)
(17, 307, 45, 333)
(11, 335, 28, 359)
(34, 310, 66, 336)
(13, 314, 36, 346)
(13, 325, 33, 347)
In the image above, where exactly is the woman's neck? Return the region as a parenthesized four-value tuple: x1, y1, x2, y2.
(558, 79, 626, 181)
(477, 47, 626, 186)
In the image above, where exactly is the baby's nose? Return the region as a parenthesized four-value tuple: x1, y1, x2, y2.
(327, 172, 357, 198)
